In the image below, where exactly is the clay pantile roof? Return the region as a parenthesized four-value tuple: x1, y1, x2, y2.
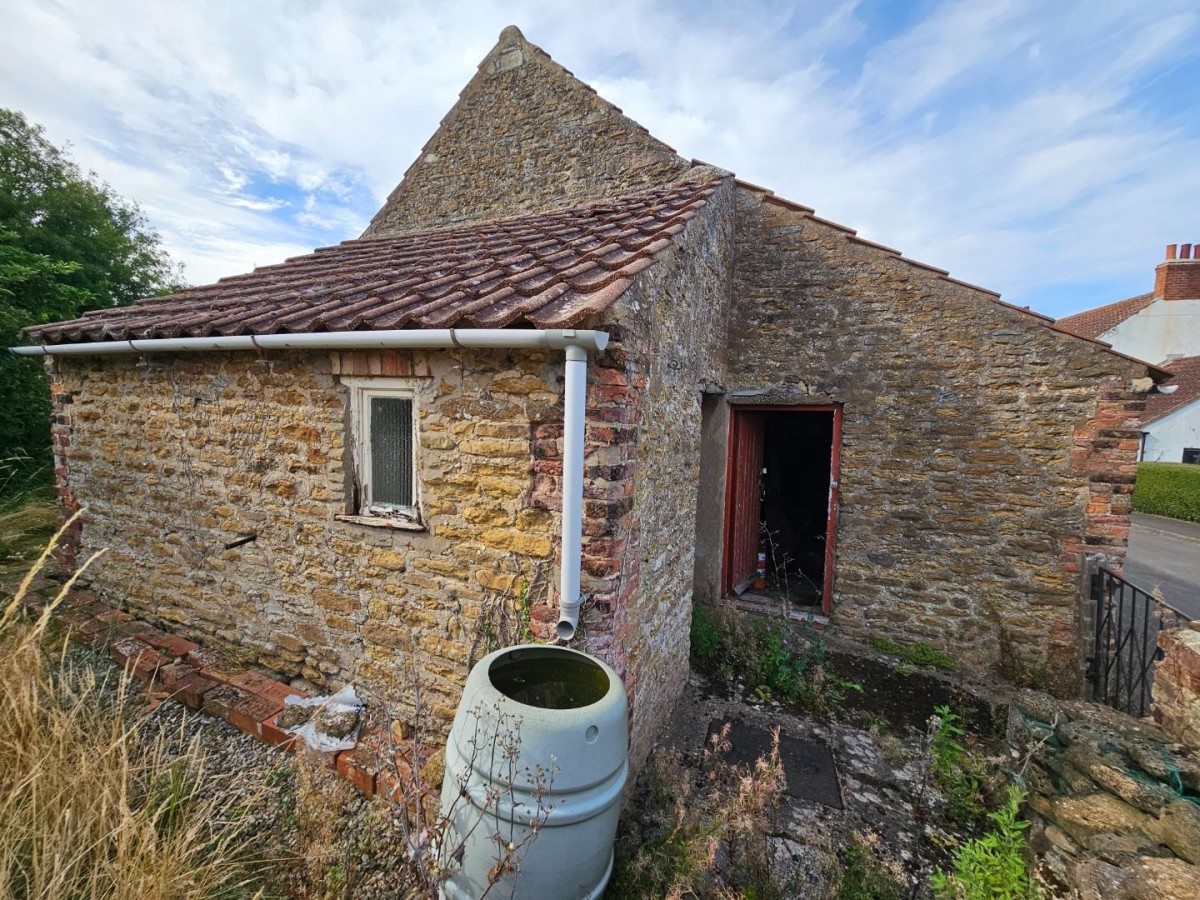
(23, 179, 718, 345)
(1144, 356, 1200, 424)
(1055, 292, 1155, 341)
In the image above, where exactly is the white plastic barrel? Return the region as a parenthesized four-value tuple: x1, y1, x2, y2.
(438, 644, 628, 900)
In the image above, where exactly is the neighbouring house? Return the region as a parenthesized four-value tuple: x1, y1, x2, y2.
(1139, 356, 1200, 464)
(16, 27, 1170, 767)
(1057, 244, 1200, 463)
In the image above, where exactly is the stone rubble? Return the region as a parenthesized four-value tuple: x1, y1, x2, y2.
(1009, 688, 1200, 896)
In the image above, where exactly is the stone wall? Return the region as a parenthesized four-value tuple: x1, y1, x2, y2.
(48, 173, 732, 767)
(51, 347, 569, 728)
(1155, 625, 1200, 749)
(1008, 690, 1200, 897)
(364, 26, 688, 238)
(588, 175, 734, 767)
(725, 187, 1151, 693)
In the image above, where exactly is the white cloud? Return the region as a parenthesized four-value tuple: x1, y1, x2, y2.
(1, 0, 1197, 316)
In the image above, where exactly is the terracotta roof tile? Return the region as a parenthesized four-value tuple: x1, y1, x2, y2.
(1144, 356, 1200, 424)
(1055, 293, 1155, 341)
(25, 179, 718, 345)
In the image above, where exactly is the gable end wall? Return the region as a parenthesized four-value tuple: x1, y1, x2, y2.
(589, 176, 734, 768)
(728, 189, 1149, 692)
(364, 31, 689, 237)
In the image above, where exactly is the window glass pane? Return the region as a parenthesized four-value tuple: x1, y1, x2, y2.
(370, 397, 413, 506)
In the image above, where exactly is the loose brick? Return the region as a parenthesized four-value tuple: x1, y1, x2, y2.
(185, 647, 245, 685)
(109, 636, 168, 682)
(227, 670, 306, 705)
(156, 661, 199, 688)
(336, 745, 382, 796)
(95, 608, 134, 625)
(141, 630, 200, 660)
(203, 684, 282, 736)
(259, 712, 301, 751)
(171, 673, 220, 710)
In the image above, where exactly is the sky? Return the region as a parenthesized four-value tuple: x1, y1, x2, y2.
(2, 0, 1198, 319)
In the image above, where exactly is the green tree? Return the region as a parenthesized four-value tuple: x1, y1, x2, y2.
(0, 109, 183, 498)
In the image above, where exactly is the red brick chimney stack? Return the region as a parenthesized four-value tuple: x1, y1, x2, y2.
(1154, 242, 1200, 300)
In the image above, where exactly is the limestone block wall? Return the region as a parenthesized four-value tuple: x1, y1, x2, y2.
(50, 347, 569, 728)
(364, 27, 688, 238)
(525, 174, 733, 768)
(49, 175, 732, 763)
(1154, 625, 1200, 749)
(728, 188, 1150, 693)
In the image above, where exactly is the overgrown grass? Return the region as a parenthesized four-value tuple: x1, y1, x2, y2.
(0, 490, 57, 582)
(1133, 462, 1200, 523)
(691, 601, 861, 709)
(0, 519, 265, 899)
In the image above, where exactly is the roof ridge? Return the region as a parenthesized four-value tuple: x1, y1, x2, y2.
(723, 176, 1167, 378)
(360, 170, 720, 245)
(1054, 292, 1155, 337)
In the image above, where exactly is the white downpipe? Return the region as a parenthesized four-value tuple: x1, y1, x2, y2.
(11, 327, 608, 643)
(557, 344, 588, 641)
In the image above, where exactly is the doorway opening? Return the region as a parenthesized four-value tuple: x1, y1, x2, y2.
(722, 405, 841, 613)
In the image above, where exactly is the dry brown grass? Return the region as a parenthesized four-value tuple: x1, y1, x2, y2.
(609, 724, 794, 899)
(0, 515, 265, 899)
(0, 493, 58, 582)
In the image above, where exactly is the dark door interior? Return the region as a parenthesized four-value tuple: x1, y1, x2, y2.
(724, 406, 839, 611)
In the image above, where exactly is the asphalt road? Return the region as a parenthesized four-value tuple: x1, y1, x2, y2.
(1124, 512, 1200, 621)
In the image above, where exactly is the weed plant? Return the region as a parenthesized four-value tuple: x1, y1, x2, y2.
(931, 786, 1041, 900)
(929, 705, 987, 826)
(835, 831, 906, 900)
(609, 725, 795, 899)
(691, 601, 861, 711)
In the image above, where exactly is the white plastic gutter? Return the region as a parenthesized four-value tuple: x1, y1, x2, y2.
(12, 327, 608, 641)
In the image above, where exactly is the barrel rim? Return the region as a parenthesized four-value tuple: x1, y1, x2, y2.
(487, 644, 613, 711)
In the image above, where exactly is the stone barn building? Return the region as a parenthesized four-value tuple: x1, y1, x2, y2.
(18, 27, 1167, 766)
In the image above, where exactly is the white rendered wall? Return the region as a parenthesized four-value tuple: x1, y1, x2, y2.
(1142, 400, 1200, 463)
(1100, 298, 1200, 363)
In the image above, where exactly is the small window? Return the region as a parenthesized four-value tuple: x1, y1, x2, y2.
(1184, 448, 1200, 465)
(346, 380, 420, 522)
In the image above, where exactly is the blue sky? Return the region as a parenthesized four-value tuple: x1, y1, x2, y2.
(2, 0, 1198, 318)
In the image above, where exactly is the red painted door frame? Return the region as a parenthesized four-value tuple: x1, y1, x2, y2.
(723, 409, 765, 594)
(721, 403, 843, 614)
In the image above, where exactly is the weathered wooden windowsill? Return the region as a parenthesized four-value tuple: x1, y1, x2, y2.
(334, 514, 426, 532)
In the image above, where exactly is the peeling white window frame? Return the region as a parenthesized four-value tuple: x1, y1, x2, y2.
(342, 377, 423, 526)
